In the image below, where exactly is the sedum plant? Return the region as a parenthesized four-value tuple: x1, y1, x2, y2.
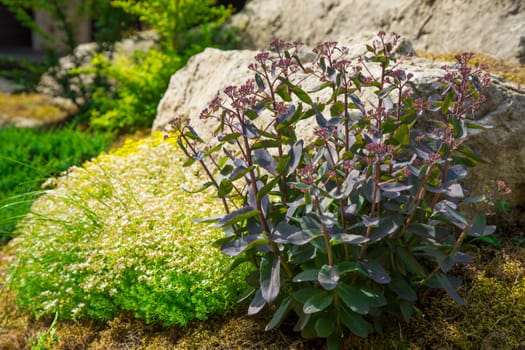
(174, 32, 496, 348)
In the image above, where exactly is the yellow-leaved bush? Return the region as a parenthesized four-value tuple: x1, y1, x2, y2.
(7, 133, 250, 326)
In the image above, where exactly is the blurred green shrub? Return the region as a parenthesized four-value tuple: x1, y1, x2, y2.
(85, 0, 238, 133)
(86, 50, 181, 132)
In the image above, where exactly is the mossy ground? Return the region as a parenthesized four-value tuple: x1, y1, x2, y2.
(0, 92, 73, 126)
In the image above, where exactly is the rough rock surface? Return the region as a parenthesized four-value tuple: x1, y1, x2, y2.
(153, 44, 525, 208)
(229, 0, 525, 64)
(0, 77, 23, 94)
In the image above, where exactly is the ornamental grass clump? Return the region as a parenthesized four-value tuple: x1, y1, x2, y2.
(174, 32, 500, 349)
(8, 134, 249, 326)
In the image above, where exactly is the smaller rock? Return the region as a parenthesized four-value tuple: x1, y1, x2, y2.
(0, 77, 23, 94)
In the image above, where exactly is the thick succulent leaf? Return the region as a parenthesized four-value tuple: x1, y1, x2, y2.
(182, 181, 213, 194)
(287, 140, 304, 176)
(218, 178, 233, 197)
(327, 332, 344, 350)
(255, 73, 265, 91)
(337, 262, 367, 276)
(265, 295, 293, 331)
(369, 215, 403, 242)
(293, 287, 319, 303)
(331, 233, 368, 245)
(400, 300, 415, 322)
(242, 121, 260, 138)
(221, 234, 267, 256)
(293, 311, 311, 332)
(407, 223, 436, 239)
(466, 120, 490, 130)
(248, 289, 266, 315)
(277, 103, 297, 125)
(280, 79, 313, 104)
(248, 181, 268, 216)
(300, 214, 322, 236)
(378, 84, 396, 99)
(252, 139, 281, 149)
(288, 230, 320, 245)
(272, 221, 301, 243)
(218, 132, 242, 144)
(318, 265, 341, 291)
(215, 206, 260, 228)
(426, 272, 465, 305)
(467, 214, 496, 237)
(315, 315, 336, 338)
(257, 176, 280, 204)
(396, 246, 426, 277)
(455, 144, 486, 165)
(359, 286, 387, 307)
(303, 291, 334, 314)
(445, 164, 468, 183)
(445, 183, 464, 198)
(192, 213, 224, 224)
(379, 182, 412, 192)
(362, 215, 379, 227)
(337, 283, 369, 315)
(330, 100, 345, 117)
(433, 200, 468, 229)
(388, 274, 417, 301)
(260, 254, 281, 303)
(341, 169, 362, 197)
(184, 125, 204, 142)
(253, 148, 278, 175)
(229, 164, 252, 181)
(276, 83, 292, 102)
(349, 93, 366, 116)
(293, 269, 320, 283)
(289, 244, 316, 264)
(360, 260, 391, 284)
(313, 103, 328, 127)
(340, 308, 369, 338)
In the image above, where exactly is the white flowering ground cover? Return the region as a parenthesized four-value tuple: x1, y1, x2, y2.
(7, 133, 249, 326)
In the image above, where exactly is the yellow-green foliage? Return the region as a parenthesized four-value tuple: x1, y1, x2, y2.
(0, 92, 70, 123)
(7, 133, 249, 327)
(88, 50, 182, 132)
(419, 51, 525, 86)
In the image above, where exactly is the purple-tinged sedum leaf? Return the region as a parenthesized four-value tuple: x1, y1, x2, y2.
(215, 206, 260, 228)
(360, 260, 391, 284)
(318, 265, 340, 291)
(253, 149, 277, 175)
(260, 254, 281, 303)
(467, 214, 496, 237)
(265, 295, 293, 331)
(287, 140, 303, 176)
(303, 290, 333, 314)
(248, 289, 266, 315)
(337, 283, 369, 315)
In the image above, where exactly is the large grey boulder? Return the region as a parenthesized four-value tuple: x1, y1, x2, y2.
(229, 0, 525, 64)
(153, 43, 525, 209)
